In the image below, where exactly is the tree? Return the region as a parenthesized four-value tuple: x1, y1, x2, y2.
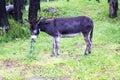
(24, 0, 29, 5)
(0, 0, 9, 29)
(28, 0, 40, 21)
(13, 0, 23, 23)
(47, 0, 49, 2)
(109, 0, 118, 18)
(89, 0, 118, 18)
(96, 0, 100, 3)
(67, 0, 69, 2)
(20, 0, 25, 10)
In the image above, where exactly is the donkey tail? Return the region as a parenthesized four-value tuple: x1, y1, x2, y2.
(90, 27, 93, 42)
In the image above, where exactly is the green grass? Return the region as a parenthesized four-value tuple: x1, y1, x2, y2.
(0, 0, 120, 80)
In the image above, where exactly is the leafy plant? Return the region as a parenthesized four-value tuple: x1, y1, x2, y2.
(0, 19, 30, 42)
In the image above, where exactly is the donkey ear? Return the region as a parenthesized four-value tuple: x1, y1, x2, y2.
(38, 16, 44, 20)
(25, 19, 32, 24)
(24, 19, 31, 26)
(25, 19, 37, 25)
(25, 19, 29, 23)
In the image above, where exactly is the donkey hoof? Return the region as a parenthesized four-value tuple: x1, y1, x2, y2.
(88, 51, 91, 54)
(56, 54, 60, 57)
(84, 53, 88, 56)
(50, 54, 55, 57)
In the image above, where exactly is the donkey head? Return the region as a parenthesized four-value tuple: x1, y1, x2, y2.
(26, 19, 40, 41)
(26, 18, 50, 41)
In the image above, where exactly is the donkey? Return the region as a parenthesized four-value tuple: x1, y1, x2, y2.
(28, 16, 94, 56)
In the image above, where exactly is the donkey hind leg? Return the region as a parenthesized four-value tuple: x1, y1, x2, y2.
(51, 36, 60, 57)
(82, 32, 92, 55)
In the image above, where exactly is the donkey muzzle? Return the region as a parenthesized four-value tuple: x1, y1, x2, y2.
(31, 35, 37, 41)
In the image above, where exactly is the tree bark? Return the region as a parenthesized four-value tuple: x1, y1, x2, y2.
(47, 0, 49, 2)
(96, 0, 100, 3)
(67, 0, 69, 2)
(0, 0, 9, 29)
(13, 0, 23, 23)
(24, 0, 29, 5)
(28, 0, 40, 21)
(109, 0, 118, 18)
(20, 0, 25, 10)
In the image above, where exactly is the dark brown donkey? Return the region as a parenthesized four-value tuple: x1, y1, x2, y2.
(28, 16, 94, 56)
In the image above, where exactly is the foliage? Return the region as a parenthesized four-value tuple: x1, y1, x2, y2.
(0, 19, 30, 42)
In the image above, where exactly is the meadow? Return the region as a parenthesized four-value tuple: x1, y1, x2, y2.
(0, 0, 120, 80)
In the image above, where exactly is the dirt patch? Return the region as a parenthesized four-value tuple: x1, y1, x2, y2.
(62, 53, 81, 61)
(59, 75, 71, 80)
(20, 65, 45, 77)
(1, 59, 21, 68)
(28, 75, 71, 80)
(115, 48, 120, 52)
(0, 76, 5, 80)
(54, 62, 66, 67)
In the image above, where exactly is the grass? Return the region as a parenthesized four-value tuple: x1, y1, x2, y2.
(0, 0, 120, 80)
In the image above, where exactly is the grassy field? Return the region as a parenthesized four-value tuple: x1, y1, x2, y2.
(0, 0, 120, 80)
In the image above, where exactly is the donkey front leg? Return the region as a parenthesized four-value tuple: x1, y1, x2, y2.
(51, 36, 60, 57)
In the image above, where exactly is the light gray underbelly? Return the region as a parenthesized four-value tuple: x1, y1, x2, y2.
(60, 33, 80, 38)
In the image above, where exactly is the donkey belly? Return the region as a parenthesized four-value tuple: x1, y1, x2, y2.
(59, 29, 81, 38)
(60, 33, 80, 38)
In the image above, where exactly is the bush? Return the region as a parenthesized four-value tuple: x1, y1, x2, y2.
(0, 19, 30, 42)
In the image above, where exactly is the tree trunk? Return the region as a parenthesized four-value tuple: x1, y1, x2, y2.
(0, 0, 9, 29)
(96, 0, 100, 3)
(109, 0, 118, 18)
(67, 0, 69, 2)
(20, 0, 25, 10)
(24, 0, 29, 5)
(28, 0, 40, 21)
(13, 0, 23, 23)
(47, 0, 49, 2)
